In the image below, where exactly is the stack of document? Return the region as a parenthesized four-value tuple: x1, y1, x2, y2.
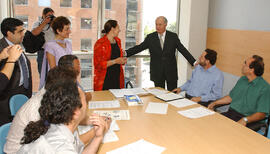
(107, 139, 166, 154)
(178, 107, 215, 119)
(94, 110, 130, 120)
(109, 88, 148, 98)
(155, 92, 184, 102)
(145, 102, 168, 115)
(89, 100, 120, 109)
(124, 95, 143, 106)
(146, 88, 168, 96)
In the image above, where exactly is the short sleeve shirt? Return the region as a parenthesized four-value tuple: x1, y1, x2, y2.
(229, 76, 270, 116)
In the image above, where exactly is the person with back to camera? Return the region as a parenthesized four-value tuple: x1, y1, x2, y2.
(18, 80, 107, 154)
(93, 20, 127, 91)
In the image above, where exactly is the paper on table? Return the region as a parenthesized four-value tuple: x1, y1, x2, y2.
(109, 88, 148, 98)
(89, 100, 120, 109)
(168, 98, 196, 108)
(155, 92, 184, 102)
(77, 120, 120, 135)
(145, 102, 168, 115)
(106, 139, 166, 154)
(146, 88, 168, 96)
(94, 110, 130, 120)
(103, 130, 119, 143)
(178, 107, 215, 119)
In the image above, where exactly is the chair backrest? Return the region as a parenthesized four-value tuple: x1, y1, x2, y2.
(9, 94, 29, 116)
(222, 72, 240, 97)
(0, 123, 11, 154)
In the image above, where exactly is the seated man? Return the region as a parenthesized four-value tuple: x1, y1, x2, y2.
(172, 49, 224, 107)
(208, 55, 270, 130)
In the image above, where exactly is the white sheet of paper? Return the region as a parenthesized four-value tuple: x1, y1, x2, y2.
(109, 88, 148, 98)
(145, 102, 168, 115)
(106, 139, 166, 154)
(178, 107, 215, 119)
(146, 88, 168, 96)
(94, 110, 130, 120)
(168, 98, 196, 108)
(103, 130, 119, 143)
(155, 92, 184, 101)
(77, 120, 120, 135)
(89, 100, 120, 109)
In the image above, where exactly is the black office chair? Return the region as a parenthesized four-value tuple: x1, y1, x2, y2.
(125, 80, 134, 88)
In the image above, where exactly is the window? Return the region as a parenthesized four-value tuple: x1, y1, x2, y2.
(14, 0, 28, 5)
(81, 38, 92, 51)
(38, 0, 50, 7)
(15, 15, 28, 29)
(81, 18, 92, 29)
(127, 0, 137, 11)
(81, 0, 92, 8)
(60, 0, 72, 7)
(105, 0, 111, 9)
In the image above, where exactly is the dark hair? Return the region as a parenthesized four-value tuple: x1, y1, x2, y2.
(42, 7, 54, 16)
(204, 49, 217, 65)
(21, 80, 81, 144)
(51, 16, 70, 34)
(101, 20, 117, 34)
(58, 55, 79, 68)
(45, 66, 78, 90)
(1, 18, 24, 36)
(249, 55, 264, 76)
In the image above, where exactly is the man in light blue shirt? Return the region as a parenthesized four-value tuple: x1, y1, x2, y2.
(172, 49, 224, 107)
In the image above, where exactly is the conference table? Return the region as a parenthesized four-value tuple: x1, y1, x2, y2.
(88, 89, 270, 154)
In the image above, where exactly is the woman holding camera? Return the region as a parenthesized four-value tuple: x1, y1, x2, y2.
(39, 16, 72, 89)
(93, 20, 127, 91)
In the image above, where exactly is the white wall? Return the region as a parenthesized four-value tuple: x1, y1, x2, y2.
(177, 0, 209, 86)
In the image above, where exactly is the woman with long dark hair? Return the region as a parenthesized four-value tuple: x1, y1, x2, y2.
(93, 20, 127, 91)
(18, 80, 106, 154)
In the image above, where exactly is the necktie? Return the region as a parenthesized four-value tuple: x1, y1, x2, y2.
(159, 34, 164, 50)
(19, 55, 29, 89)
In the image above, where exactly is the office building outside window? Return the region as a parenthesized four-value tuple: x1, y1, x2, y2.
(60, 0, 72, 7)
(81, 18, 92, 29)
(81, 0, 92, 8)
(105, 0, 111, 10)
(15, 15, 28, 29)
(15, 0, 28, 5)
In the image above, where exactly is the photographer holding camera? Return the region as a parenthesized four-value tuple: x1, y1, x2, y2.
(31, 7, 55, 76)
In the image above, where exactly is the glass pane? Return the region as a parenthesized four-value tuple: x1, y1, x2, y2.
(105, 0, 111, 9)
(81, 0, 92, 8)
(60, 0, 72, 7)
(81, 38, 92, 51)
(81, 18, 92, 29)
(38, 0, 50, 7)
(15, 0, 28, 5)
(15, 15, 28, 29)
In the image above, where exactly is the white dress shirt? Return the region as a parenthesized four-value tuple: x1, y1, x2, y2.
(17, 124, 84, 154)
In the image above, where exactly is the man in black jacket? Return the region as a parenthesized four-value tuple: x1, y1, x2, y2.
(126, 16, 196, 91)
(0, 18, 32, 126)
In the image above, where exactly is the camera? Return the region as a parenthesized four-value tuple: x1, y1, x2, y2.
(48, 15, 56, 21)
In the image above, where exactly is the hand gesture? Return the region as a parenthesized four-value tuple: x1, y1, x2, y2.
(7, 45, 23, 62)
(172, 88, 181, 94)
(0, 46, 11, 60)
(207, 102, 216, 110)
(114, 57, 127, 65)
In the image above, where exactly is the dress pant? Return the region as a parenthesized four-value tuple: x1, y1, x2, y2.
(222, 108, 266, 131)
(154, 80, 177, 91)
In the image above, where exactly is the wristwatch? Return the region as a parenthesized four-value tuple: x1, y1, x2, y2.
(243, 117, 248, 123)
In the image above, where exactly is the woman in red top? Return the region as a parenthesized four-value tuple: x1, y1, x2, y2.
(94, 20, 127, 91)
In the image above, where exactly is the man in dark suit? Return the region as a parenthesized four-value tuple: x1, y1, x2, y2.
(126, 16, 196, 91)
(0, 18, 32, 126)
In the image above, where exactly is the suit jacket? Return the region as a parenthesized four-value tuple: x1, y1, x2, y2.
(0, 38, 32, 126)
(126, 30, 196, 82)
